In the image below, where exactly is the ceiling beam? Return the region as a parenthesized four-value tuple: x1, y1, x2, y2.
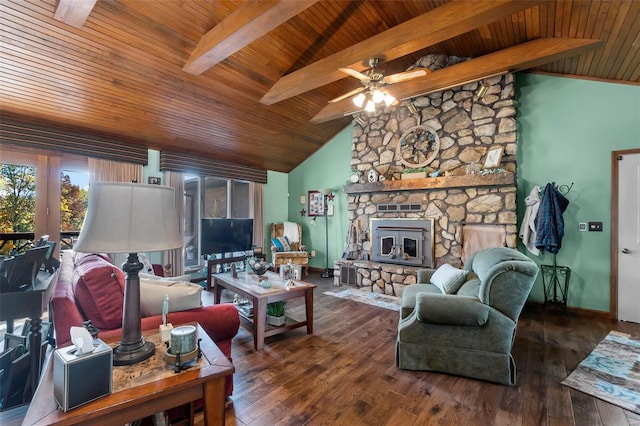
(53, 0, 97, 29)
(183, 0, 319, 75)
(310, 38, 603, 124)
(260, 0, 542, 105)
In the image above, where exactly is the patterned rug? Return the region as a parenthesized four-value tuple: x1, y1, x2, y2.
(323, 287, 401, 311)
(561, 330, 640, 414)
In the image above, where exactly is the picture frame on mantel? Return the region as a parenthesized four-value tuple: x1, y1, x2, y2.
(483, 146, 504, 169)
(308, 190, 324, 217)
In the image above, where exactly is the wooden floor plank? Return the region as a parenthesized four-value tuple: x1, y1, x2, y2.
(4, 271, 640, 426)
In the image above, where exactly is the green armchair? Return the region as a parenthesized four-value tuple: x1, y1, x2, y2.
(395, 247, 539, 385)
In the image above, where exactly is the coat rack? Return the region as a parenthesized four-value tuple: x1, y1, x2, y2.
(540, 181, 573, 309)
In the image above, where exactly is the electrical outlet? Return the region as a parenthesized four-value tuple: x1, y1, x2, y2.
(588, 221, 603, 232)
(311, 250, 316, 257)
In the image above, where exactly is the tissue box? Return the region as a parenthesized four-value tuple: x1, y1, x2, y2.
(53, 339, 112, 411)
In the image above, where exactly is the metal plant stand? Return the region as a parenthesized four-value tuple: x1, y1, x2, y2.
(541, 254, 571, 308)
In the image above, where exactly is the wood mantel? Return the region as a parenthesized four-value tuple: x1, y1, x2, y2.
(344, 171, 515, 194)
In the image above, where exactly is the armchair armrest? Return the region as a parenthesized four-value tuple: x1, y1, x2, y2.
(415, 293, 489, 326)
(416, 268, 436, 283)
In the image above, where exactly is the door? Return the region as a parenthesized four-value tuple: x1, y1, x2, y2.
(618, 152, 640, 323)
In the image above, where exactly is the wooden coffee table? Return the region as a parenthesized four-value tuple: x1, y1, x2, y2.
(213, 271, 316, 350)
(22, 322, 233, 426)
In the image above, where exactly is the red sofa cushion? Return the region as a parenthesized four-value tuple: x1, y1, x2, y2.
(72, 254, 125, 330)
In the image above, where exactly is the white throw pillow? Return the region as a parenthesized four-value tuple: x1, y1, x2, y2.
(430, 264, 468, 294)
(140, 278, 202, 316)
(139, 272, 193, 282)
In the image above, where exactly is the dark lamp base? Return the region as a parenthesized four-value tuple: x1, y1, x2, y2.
(112, 341, 156, 366)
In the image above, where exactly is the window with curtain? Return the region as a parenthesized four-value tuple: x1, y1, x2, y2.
(183, 175, 255, 270)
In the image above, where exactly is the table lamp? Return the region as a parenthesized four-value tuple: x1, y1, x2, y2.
(74, 182, 182, 365)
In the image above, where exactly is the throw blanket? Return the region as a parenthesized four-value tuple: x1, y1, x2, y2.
(534, 183, 569, 254)
(283, 221, 299, 243)
(461, 224, 506, 263)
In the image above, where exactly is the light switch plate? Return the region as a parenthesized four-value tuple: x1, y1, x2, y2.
(579, 222, 587, 231)
(588, 222, 603, 231)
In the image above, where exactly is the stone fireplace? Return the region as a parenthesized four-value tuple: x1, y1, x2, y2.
(334, 54, 518, 297)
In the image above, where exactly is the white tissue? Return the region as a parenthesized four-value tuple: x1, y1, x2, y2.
(70, 326, 95, 355)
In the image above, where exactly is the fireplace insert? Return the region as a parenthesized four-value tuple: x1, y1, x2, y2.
(370, 218, 434, 268)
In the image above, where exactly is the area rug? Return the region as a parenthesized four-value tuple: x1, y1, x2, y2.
(323, 287, 400, 311)
(561, 330, 640, 414)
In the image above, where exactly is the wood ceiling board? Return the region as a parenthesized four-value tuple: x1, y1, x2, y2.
(260, 0, 542, 105)
(183, 0, 319, 75)
(53, 0, 97, 28)
(311, 38, 603, 123)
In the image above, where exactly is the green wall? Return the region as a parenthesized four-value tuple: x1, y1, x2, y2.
(263, 170, 289, 259)
(287, 125, 352, 270)
(516, 73, 640, 312)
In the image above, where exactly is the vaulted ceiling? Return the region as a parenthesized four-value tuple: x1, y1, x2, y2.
(1, 1, 638, 173)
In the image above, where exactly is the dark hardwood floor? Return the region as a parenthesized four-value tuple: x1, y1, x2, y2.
(217, 272, 640, 426)
(4, 271, 639, 425)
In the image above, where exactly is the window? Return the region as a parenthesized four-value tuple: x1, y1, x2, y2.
(183, 176, 251, 269)
(60, 169, 89, 250)
(0, 164, 36, 255)
(1, 149, 89, 256)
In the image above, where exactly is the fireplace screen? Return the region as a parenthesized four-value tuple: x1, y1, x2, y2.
(403, 237, 418, 258)
(371, 218, 434, 267)
(380, 236, 394, 256)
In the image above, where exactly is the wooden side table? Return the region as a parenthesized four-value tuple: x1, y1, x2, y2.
(22, 322, 233, 426)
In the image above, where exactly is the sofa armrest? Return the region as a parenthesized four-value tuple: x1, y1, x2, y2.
(50, 296, 88, 347)
(415, 293, 489, 326)
(164, 304, 240, 343)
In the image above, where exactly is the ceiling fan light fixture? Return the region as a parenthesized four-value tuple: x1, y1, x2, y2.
(372, 89, 384, 104)
(383, 92, 396, 107)
(353, 93, 366, 107)
(364, 99, 376, 112)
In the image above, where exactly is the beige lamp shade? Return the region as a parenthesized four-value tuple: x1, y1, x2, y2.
(74, 182, 182, 253)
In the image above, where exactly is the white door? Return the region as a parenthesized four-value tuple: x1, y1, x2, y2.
(618, 152, 640, 323)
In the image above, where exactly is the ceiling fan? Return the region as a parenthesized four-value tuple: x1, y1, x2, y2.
(329, 58, 430, 112)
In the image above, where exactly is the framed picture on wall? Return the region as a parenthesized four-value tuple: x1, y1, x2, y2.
(483, 146, 504, 169)
(308, 190, 325, 217)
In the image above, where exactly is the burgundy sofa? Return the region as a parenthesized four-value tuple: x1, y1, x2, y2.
(49, 252, 240, 396)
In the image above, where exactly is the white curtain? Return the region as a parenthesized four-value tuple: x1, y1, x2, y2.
(251, 182, 264, 251)
(166, 171, 185, 276)
(88, 158, 143, 183)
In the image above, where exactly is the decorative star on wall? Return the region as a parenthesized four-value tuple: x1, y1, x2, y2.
(327, 192, 335, 201)
(300, 208, 306, 217)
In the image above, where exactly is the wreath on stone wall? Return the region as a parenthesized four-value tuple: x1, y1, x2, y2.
(396, 125, 440, 168)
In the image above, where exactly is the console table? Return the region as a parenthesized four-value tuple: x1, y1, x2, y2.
(22, 322, 234, 426)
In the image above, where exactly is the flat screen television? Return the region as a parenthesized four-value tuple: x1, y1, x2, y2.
(201, 218, 253, 255)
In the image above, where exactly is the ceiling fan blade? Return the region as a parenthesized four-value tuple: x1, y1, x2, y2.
(384, 68, 430, 84)
(328, 86, 365, 103)
(339, 67, 371, 82)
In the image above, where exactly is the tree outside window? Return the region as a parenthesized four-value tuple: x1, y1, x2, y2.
(0, 164, 36, 254)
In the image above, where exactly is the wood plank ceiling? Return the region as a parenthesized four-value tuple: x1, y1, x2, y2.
(1, 0, 638, 173)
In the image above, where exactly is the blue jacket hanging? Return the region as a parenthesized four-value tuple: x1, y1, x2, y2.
(534, 183, 570, 254)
